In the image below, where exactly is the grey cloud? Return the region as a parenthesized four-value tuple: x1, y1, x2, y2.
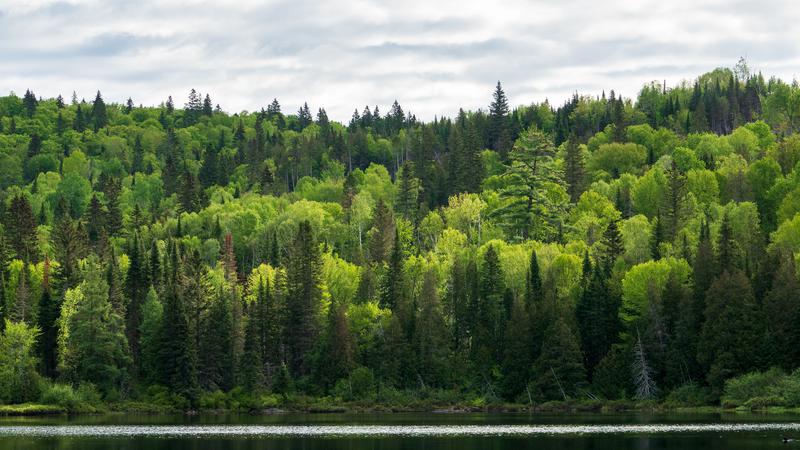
(0, 0, 799, 121)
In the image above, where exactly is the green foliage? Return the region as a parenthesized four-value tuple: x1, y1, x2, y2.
(0, 320, 41, 403)
(0, 71, 796, 410)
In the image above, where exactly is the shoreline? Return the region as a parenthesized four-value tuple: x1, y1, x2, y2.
(2, 401, 799, 418)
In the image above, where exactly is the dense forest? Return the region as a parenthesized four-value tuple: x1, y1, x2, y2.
(2, 60, 800, 410)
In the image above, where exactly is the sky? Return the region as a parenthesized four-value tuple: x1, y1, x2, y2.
(1, 0, 800, 122)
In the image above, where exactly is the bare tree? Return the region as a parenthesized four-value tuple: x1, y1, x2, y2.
(632, 330, 658, 400)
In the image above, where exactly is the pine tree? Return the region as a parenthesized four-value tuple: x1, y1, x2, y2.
(599, 219, 624, 272)
(314, 299, 354, 389)
(199, 142, 220, 188)
(158, 277, 198, 400)
(563, 134, 586, 202)
(253, 276, 282, 383)
(531, 318, 586, 400)
(199, 287, 234, 391)
(73, 104, 86, 132)
(62, 255, 130, 392)
(763, 255, 800, 370)
(525, 249, 543, 306)
(23, 89, 37, 117)
(698, 270, 762, 393)
(471, 245, 505, 378)
(240, 303, 265, 391)
(285, 221, 323, 376)
(138, 287, 162, 383)
(662, 161, 688, 240)
(379, 229, 404, 310)
(500, 298, 532, 399)
(90, 91, 108, 130)
(125, 233, 148, 366)
(414, 269, 450, 387)
(717, 211, 739, 273)
(202, 94, 213, 116)
(36, 257, 58, 377)
(488, 81, 512, 155)
(131, 134, 145, 174)
(368, 199, 394, 263)
(395, 161, 419, 220)
(4, 195, 38, 262)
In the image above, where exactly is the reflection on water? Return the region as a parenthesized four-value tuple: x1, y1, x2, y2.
(1, 414, 798, 450)
(1, 423, 800, 437)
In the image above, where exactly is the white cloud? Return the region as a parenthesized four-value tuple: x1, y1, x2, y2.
(1, 0, 798, 121)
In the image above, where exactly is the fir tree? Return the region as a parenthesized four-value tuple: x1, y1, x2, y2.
(531, 318, 586, 400)
(698, 270, 762, 393)
(488, 81, 511, 155)
(284, 221, 323, 376)
(563, 134, 586, 202)
(63, 255, 130, 392)
(90, 91, 108, 130)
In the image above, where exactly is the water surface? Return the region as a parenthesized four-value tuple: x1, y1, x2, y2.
(1, 412, 798, 449)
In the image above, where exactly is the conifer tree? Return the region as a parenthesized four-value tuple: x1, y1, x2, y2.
(90, 91, 108, 130)
(131, 134, 145, 174)
(379, 229, 404, 310)
(4, 195, 38, 262)
(698, 270, 762, 393)
(23, 89, 37, 117)
(500, 298, 532, 399)
(240, 303, 265, 391)
(36, 258, 58, 377)
(763, 255, 800, 370)
(488, 81, 511, 155)
(62, 255, 130, 392)
(414, 269, 450, 387)
(531, 318, 586, 400)
(285, 221, 323, 376)
(138, 287, 162, 383)
(158, 277, 198, 400)
(563, 134, 586, 202)
(314, 299, 354, 389)
(200, 288, 234, 391)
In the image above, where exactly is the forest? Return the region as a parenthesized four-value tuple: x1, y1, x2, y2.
(2, 60, 800, 412)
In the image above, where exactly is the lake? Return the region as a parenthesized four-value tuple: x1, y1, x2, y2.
(1, 412, 799, 449)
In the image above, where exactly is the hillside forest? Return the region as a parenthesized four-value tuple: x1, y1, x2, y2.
(1, 61, 800, 409)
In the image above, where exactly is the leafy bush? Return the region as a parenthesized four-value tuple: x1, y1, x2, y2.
(665, 383, 714, 407)
(744, 396, 785, 409)
(722, 368, 785, 406)
(39, 383, 80, 410)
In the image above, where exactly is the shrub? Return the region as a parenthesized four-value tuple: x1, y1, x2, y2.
(744, 396, 786, 409)
(722, 368, 785, 406)
(39, 383, 80, 410)
(665, 383, 714, 406)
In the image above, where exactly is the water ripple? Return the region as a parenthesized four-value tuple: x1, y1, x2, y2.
(1, 423, 800, 437)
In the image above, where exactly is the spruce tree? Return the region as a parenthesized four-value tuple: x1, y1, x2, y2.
(23, 89, 37, 117)
(379, 229, 404, 310)
(763, 255, 800, 370)
(531, 318, 586, 400)
(63, 255, 130, 392)
(563, 134, 586, 202)
(90, 91, 108, 130)
(240, 303, 265, 391)
(4, 195, 38, 262)
(138, 287, 162, 383)
(488, 81, 511, 155)
(414, 269, 450, 387)
(285, 221, 323, 376)
(698, 270, 762, 393)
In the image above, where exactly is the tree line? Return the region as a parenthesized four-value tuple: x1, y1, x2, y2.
(1, 61, 800, 406)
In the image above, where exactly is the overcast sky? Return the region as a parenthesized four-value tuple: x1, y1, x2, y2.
(1, 0, 799, 121)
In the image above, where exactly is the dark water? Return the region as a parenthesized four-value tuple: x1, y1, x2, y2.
(2, 412, 799, 449)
